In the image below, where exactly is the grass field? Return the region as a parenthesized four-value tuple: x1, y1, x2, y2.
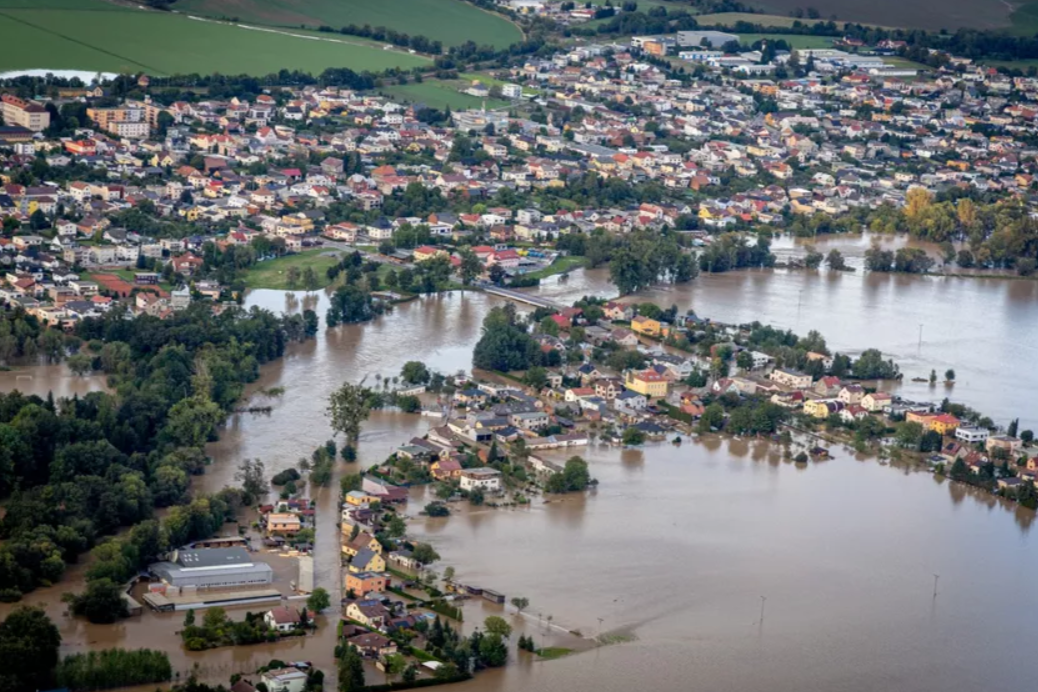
(1008, 1, 1038, 35)
(737, 33, 835, 48)
(244, 250, 345, 290)
(748, 0, 1011, 30)
(0, 0, 430, 75)
(696, 12, 832, 28)
(381, 81, 510, 111)
(175, 0, 523, 49)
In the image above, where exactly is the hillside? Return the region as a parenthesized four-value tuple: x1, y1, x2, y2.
(174, 0, 524, 49)
(0, 0, 429, 76)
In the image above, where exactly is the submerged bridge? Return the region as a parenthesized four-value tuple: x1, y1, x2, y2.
(481, 285, 564, 310)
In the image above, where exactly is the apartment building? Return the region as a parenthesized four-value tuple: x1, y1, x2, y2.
(1, 94, 50, 131)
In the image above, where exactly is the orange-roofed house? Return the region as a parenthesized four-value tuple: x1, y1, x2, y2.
(413, 245, 447, 262)
(930, 414, 961, 436)
(624, 369, 669, 398)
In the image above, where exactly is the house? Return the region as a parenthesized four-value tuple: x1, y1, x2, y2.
(769, 368, 812, 389)
(955, 426, 989, 444)
(388, 549, 421, 570)
(261, 668, 308, 692)
(804, 399, 841, 419)
(861, 391, 892, 412)
(264, 607, 303, 633)
(986, 435, 1022, 457)
(266, 513, 302, 535)
(346, 600, 391, 629)
(349, 547, 386, 574)
(837, 385, 865, 405)
(929, 413, 961, 436)
(624, 369, 668, 398)
(345, 571, 388, 597)
(510, 410, 549, 430)
(631, 315, 664, 337)
(459, 467, 503, 493)
(341, 531, 382, 558)
(430, 458, 463, 480)
(610, 328, 639, 347)
(615, 389, 648, 413)
(346, 631, 398, 658)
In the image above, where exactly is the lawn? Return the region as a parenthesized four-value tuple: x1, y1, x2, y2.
(0, 1, 430, 75)
(520, 255, 586, 281)
(175, 0, 523, 49)
(243, 250, 345, 290)
(737, 33, 835, 48)
(381, 82, 510, 111)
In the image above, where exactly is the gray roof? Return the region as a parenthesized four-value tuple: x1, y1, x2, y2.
(175, 547, 252, 568)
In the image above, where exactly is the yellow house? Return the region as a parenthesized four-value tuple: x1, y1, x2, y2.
(413, 245, 447, 262)
(929, 413, 961, 436)
(345, 490, 378, 507)
(341, 531, 382, 557)
(631, 315, 662, 337)
(803, 399, 833, 419)
(624, 370, 668, 398)
(348, 549, 386, 574)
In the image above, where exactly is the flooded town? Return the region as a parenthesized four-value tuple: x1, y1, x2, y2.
(2, 7, 1038, 692)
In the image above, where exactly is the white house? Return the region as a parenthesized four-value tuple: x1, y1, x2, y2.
(261, 667, 308, 692)
(264, 607, 302, 633)
(956, 426, 990, 444)
(459, 468, 502, 493)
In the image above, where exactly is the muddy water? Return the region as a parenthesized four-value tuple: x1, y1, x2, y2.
(529, 235, 1038, 429)
(412, 438, 1038, 692)
(0, 361, 107, 399)
(2, 254, 1038, 690)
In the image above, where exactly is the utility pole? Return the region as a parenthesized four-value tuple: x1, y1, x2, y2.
(933, 574, 939, 600)
(918, 323, 924, 352)
(759, 595, 767, 625)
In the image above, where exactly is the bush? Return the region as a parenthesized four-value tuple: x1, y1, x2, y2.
(271, 468, 301, 486)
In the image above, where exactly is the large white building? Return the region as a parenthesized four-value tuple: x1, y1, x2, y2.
(150, 548, 273, 590)
(459, 468, 502, 493)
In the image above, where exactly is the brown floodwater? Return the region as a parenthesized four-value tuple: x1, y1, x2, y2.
(529, 234, 1038, 429)
(2, 253, 1038, 690)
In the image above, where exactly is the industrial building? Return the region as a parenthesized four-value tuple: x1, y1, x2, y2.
(676, 30, 739, 48)
(150, 547, 274, 590)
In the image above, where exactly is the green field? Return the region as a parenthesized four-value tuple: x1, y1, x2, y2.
(244, 250, 344, 290)
(0, 0, 430, 75)
(175, 0, 523, 49)
(381, 81, 510, 111)
(696, 12, 831, 28)
(737, 33, 835, 48)
(1008, 1, 1038, 35)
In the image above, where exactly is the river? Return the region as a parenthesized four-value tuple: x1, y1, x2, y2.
(527, 234, 1038, 429)
(2, 241, 1038, 690)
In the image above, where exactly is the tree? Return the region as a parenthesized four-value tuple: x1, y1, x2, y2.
(459, 248, 483, 286)
(524, 366, 548, 390)
(484, 615, 512, 638)
(64, 578, 129, 624)
(621, 427, 646, 446)
(400, 361, 431, 385)
(1008, 418, 1019, 438)
(697, 403, 724, 433)
(236, 458, 267, 504)
(412, 542, 440, 565)
(386, 514, 407, 538)
(165, 394, 222, 448)
(338, 645, 365, 692)
(67, 352, 93, 376)
(894, 421, 924, 449)
(945, 369, 955, 382)
(328, 381, 372, 444)
(510, 596, 529, 614)
(307, 587, 331, 613)
(736, 350, 753, 370)
(825, 249, 847, 270)
(0, 606, 61, 692)
(303, 266, 319, 292)
(545, 456, 591, 493)
(478, 632, 508, 667)
(286, 265, 301, 289)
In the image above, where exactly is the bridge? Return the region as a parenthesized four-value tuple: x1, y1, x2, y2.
(481, 285, 565, 311)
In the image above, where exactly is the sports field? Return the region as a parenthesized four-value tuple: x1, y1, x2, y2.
(244, 250, 345, 290)
(175, 0, 524, 49)
(381, 81, 511, 111)
(0, 0, 430, 76)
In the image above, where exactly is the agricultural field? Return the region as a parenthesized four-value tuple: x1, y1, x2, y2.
(0, 0, 429, 75)
(1008, 1, 1038, 35)
(380, 81, 510, 111)
(174, 0, 524, 49)
(695, 12, 832, 28)
(737, 33, 836, 48)
(748, 0, 1011, 30)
